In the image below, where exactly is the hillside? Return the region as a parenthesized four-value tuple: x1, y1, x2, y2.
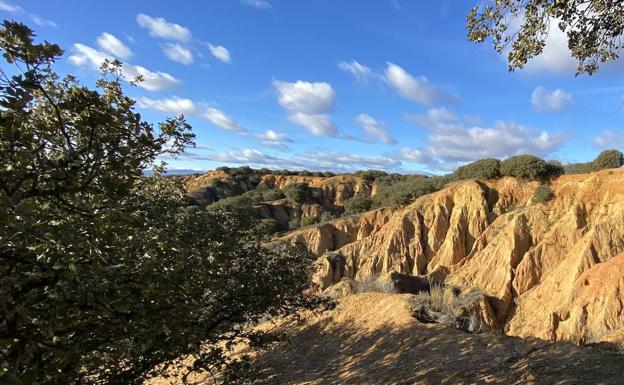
(274, 169, 624, 346)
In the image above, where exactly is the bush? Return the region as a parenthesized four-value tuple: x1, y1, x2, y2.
(593, 149, 624, 171)
(452, 158, 501, 180)
(288, 218, 301, 230)
(532, 184, 554, 203)
(545, 160, 565, 176)
(343, 195, 374, 215)
(301, 216, 319, 227)
(374, 175, 442, 208)
(283, 182, 309, 204)
(261, 188, 285, 201)
(500, 155, 549, 180)
(255, 218, 280, 235)
(354, 169, 387, 181)
(565, 162, 594, 175)
(320, 211, 337, 223)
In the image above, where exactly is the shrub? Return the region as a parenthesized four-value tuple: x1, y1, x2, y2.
(565, 162, 595, 175)
(320, 211, 337, 223)
(593, 149, 624, 171)
(283, 182, 309, 204)
(374, 176, 441, 208)
(255, 218, 280, 235)
(354, 169, 388, 181)
(545, 160, 565, 176)
(323, 171, 336, 178)
(261, 188, 285, 201)
(453, 158, 501, 180)
(288, 218, 301, 230)
(532, 184, 554, 203)
(500, 154, 549, 180)
(343, 195, 374, 215)
(301, 216, 319, 227)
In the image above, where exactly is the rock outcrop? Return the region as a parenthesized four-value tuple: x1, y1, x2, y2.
(274, 169, 624, 345)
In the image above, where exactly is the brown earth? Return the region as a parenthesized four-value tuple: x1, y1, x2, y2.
(251, 293, 624, 385)
(275, 169, 624, 345)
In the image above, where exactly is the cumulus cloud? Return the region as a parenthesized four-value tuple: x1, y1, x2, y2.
(136, 13, 191, 41)
(339, 60, 373, 84)
(255, 129, 291, 143)
(68, 43, 180, 92)
(162, 43, 194, 65)
(274, 80, 337, 136)
(137, 96, 196, 115)
(404, 107, 565, 170)
(241, 0, 271, 10)
(203, 107, 245, 132)
(531, 86, 572, 112)
(136, 96, 245, 133)
(594, 130, 624, 149)
(523, 19, 577, 74)
(355, 113, 396, 144)
(384, 62, 441, 106)
(208, 43, 231, 63)
(399, 148, 427, 163)
(97, 32, 132, 60)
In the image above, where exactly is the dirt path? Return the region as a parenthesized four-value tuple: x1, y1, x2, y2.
(250, 293, 624, 385)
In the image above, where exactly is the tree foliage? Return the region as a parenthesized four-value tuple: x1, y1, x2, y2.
(593, 149, 624, 170)
(467, 0, 624, 74)
(532, 184, 555, 203)
(500, 155, 550, 180)
(343, 195, 374, 215)
(0, 21, 320, 385)
(283, 182, 309, 205)
(452, 158, 501, 180)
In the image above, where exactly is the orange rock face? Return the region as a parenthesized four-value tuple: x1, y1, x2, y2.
(275, 169, 624, 345)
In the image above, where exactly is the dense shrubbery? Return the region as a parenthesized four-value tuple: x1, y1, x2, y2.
(301, 216, 319, 226)
(344, 195, 374, 215)
(564, 149, 624, 175)
(500, 155, 550, 180)
(532, 184, 554, 203)
(354, 169, 388, 181)
(283, 182, 310, 204)
(374, 175, 446, 208)
(592, 149, 624, 170)
(452, 158, 501, 180)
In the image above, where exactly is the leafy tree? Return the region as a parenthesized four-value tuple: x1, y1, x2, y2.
(0, 21, 320, 385)
(565, 161, 595, 175)
(466, 0, 624, 75)
(593, 149, 624, 170)
(452, 158, 501, 180)
(283, 182, 309, 205)
(500, 155, 549, 180)
(344, 195, 374, 215)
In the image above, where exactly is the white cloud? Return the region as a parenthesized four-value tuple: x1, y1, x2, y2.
(0, 1, 57, 28)
(163, 43, 193, 65)
(68, 43, 180, 92)
(136, 13, 191, 42)
(0, 0, 21, 13)
(339, 60, 373, 84)
(30, 14, 57, 28)
(203, 149, 400, 171)
(523, 19, 577, 74)
(97, 32, 132, 60)
(207, 44, 231, 63)
(274, 80, 337, 136)
(595, 130, 624, 149)
(256, 129, 290, 142)
(405, 107, 565, 170)
(399, 148, 427, 163)
(241, 0, 271, 10)
(384, 62, 447, 106)
(203, 107, 245, 132)
(137, 97, 196, 115)
(355, 113, 396, 144)
(530, 86, 572, 112)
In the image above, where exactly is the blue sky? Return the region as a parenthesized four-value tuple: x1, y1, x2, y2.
(4, 0, 624, 173)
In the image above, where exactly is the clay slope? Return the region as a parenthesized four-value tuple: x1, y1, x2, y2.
(249, 294, 624, 385)
(275, 169, 624, 344)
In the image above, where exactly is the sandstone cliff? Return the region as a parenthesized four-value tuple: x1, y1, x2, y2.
(274, 169, 624, 345)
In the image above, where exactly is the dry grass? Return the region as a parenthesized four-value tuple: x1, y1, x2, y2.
(411, 283, 485, 334)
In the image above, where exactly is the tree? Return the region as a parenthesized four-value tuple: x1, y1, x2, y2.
(283, 182, 309, 205)
(467, 0, 624, 74)
(0, 21, 320, 385)
(343, 196, 374, 215)
(500, 155, 549, 180)
(593, 149, 624, 170)
(452, 158, 501, 180)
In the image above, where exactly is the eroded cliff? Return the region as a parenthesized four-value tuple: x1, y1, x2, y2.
(274, 169, 624, 345)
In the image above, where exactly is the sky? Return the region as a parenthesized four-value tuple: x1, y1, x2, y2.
(3, 0, 624, 174)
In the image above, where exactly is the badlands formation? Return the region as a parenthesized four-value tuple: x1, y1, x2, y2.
(276, 169, 624, 345)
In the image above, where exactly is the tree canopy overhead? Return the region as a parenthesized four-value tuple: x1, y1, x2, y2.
(467, 0, 624, 75)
